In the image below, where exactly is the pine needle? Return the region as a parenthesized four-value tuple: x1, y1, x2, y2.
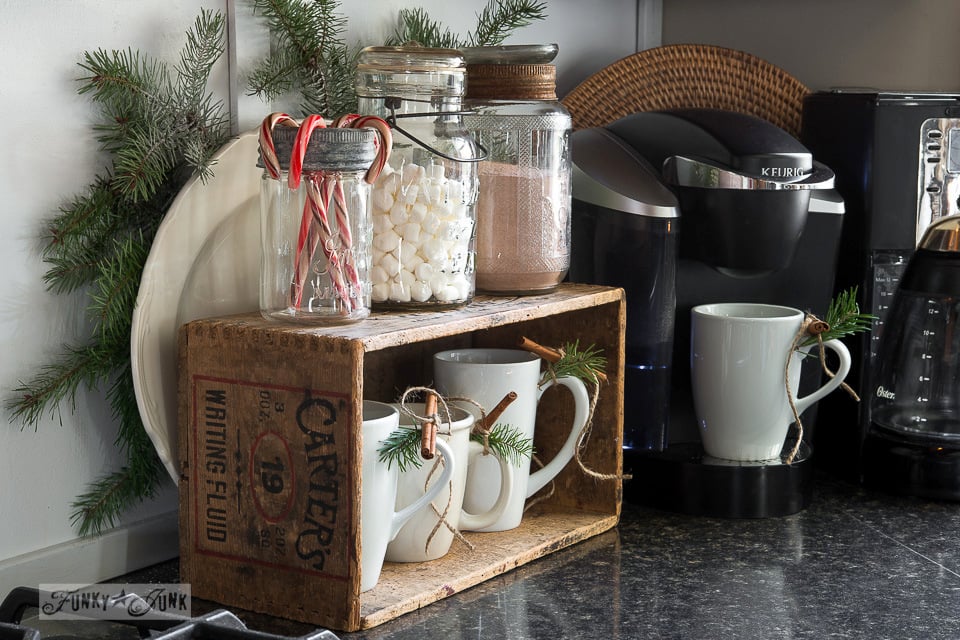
(543, 341, 606, 386)
(378, 427, 424, 473)
(377, 422, 533, 472)
(800, 287, 876, 348)
(472, 423, 534, 466)
(470, 0, 549, 46)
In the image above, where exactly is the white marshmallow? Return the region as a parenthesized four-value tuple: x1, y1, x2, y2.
(423, 237, 448, 262)
(422, 213, 441, 234)
(401, 163, 424, 185)
(410, 281, 432, 302)
(389, 202, 409, 226)
(401, 184, 420, 205)
(380, 252, 401, 277)
(371, 187, 394, 212)
(372, 212, 392, 234)
(374, 228, 401, 253)
(370, 265, 389, 285)
(401, 222, 421, 244)
(398, 269, 416, 288)
(380, 171, 400, 195)
(415, 262, 435, 282)
(389, 281, 412, 302)
(410, 203, 428, 222)
(372, 283, 389, 302)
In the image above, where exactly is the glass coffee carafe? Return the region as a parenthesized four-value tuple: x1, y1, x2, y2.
(865, 214, 960, 498)
(870, 214, 960, 441)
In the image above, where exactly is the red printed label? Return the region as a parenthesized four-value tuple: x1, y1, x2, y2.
(190, 376, 353, 579)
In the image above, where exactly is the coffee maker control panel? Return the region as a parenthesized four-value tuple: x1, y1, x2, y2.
(918, 118, 960, 242)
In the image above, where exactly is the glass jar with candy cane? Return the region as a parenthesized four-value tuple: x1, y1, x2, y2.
(355, 45, 483, 308)
(258, 114, 380, 323)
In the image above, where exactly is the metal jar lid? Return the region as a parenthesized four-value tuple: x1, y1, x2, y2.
(258, 126, 377, 173)
(465, 63, 558, 100)
(357, 45, 466, 74)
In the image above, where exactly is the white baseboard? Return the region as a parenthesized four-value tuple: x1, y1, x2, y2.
(0, 510, 179, 597)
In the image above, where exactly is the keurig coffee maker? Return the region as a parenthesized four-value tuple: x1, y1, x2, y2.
(570, 108, 843, 517)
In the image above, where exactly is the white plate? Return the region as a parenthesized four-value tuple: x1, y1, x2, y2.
(131, 131, 261, 482)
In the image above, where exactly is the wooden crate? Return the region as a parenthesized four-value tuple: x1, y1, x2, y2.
(177, 283, 625, 632)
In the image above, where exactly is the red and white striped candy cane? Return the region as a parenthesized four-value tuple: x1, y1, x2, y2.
(258, 112, 298, 179)
(349, 115, 393, 184)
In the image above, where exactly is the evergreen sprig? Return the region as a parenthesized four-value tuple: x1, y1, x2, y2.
(7, 9, 229, 535)
(543, 341, 606, 386)
(470, 0, 549, 46)
(246, 0, 359, 117)
(800, 287, 876, 349)
(387, 0, 549, 48)
(378, 421, 533, 473)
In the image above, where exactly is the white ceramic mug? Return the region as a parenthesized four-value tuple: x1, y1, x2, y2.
(361, 401, 453, 591)
(690, 303, 852, 462)
(385, 402, 514, 562)
(434, 348, 590, 532)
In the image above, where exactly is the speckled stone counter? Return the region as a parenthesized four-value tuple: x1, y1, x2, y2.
(332, 473, 960, 640)
(45, 473, 960, 639)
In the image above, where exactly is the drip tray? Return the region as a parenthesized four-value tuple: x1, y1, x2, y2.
(624, 441, 815, 518)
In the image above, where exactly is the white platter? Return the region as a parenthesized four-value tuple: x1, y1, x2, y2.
(131, 131, 261, 481)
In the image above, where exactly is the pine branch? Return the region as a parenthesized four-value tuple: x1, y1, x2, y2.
(70, 361, 166, 536)
(377, 421, 534, 472)
(800, 287, 876, 349)
(386, 7, 464, 48)
(472, 423, 534, 467)
(378, 427, 424, 473)
(470, 0, 549, 46)
(248, 0, 358, 116)
(6, 340, 124, 429)
(88, 235, 150, 344)
(544, 341, 606, 386)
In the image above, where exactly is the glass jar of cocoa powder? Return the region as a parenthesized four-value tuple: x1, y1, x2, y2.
(462, 46, 573, 294)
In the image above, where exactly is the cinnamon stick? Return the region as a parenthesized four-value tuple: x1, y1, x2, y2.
(517, 335, 562, 363)
(420, 392, 438, 460)
(475, 391, 518, 433)
(517, 335, 608, 383)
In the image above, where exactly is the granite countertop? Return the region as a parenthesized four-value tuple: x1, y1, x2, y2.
(332, 473, 960, 640)
(20, 472, 959, 639)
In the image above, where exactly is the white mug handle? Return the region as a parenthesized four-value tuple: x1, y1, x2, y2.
(459, 441, 515, 530)
(526, 375, 590, 498)
(794, 339, 852, 415)
(388, 438, 455, 541)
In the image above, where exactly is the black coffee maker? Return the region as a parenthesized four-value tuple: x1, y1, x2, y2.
(570, 109, 843, 517)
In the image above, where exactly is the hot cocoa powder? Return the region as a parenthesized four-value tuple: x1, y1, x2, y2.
(475, 160, 570, 293)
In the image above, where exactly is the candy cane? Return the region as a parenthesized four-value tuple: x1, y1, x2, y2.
(349, 115, 393, 184)
(330, 177, 361, 295)
(258, 112, 298, 179)
(288, 114, 326, 190)
(288, 114, 351, 313)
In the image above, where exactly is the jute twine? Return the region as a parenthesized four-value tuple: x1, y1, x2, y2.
(783, 315, 860, 465)
(525, 356, 630, 513)
(397, 387, 475, 554)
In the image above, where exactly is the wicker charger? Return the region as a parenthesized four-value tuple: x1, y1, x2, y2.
(561, 43, 810, 137)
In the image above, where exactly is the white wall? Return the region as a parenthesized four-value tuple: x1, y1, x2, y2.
(0, 0, 640, 594)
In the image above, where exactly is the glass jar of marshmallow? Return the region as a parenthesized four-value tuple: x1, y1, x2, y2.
(355, 45, 481, 309)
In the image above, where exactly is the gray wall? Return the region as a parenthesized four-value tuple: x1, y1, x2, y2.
(662, 0, 960, 92)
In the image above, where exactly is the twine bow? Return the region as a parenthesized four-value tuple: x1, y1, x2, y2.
(397, 387, 475, 554)
(783, 314, 860, 465)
